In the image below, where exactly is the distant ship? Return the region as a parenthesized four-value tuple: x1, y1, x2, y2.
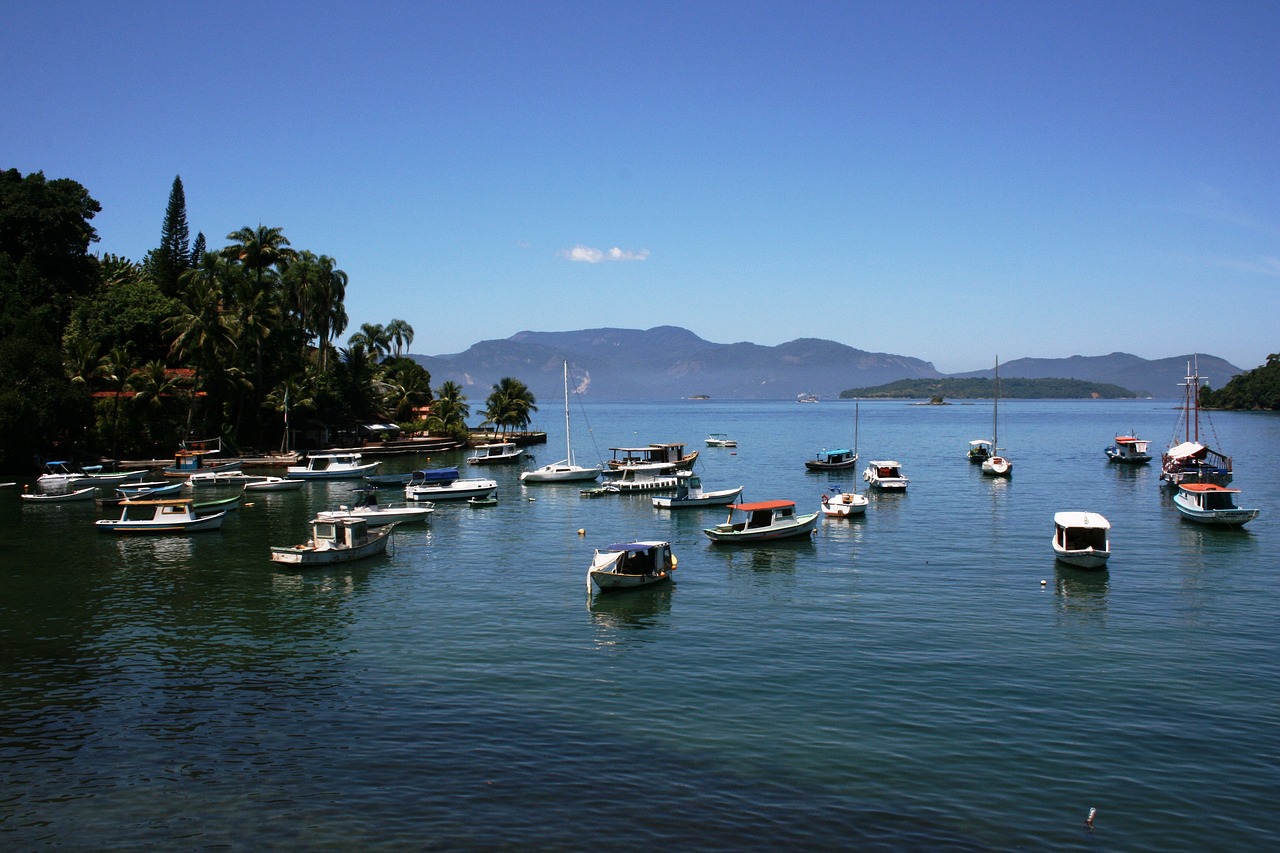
(797, 392, 819, 403)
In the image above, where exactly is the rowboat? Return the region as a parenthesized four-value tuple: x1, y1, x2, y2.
(1052, 512, 1112, 569)
(20, 486, 97, 503)
(703, 500, 819, 543)
(243, 476, 305, 492)
(269, 516, 394, 566)
(588, 540, 677, 593)
(95, 498, 226, 533)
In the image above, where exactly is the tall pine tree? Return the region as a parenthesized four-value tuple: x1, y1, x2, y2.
(152, 175, 191, 295)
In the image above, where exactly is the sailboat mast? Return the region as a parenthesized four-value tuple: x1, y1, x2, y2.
(562, 360, 572, 465)
(992, 357, 999, 449)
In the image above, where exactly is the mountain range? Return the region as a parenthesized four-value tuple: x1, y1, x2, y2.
(411, 326, 1243, 401)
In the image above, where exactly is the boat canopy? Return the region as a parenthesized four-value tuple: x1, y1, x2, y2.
(604, 541, 668, 553)
(1166, 441, 1207, 460)
(730, 500, 795, 512)
(411, 467, 460, 482)
(969, 440, 992, 447)
(1178, 483, 1240, 494)
(1053, 511, 1110, 530)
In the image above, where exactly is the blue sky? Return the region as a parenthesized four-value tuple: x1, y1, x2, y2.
(4, 1, 1277, 374)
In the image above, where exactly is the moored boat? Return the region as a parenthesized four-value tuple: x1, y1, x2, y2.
(607, 443, 698, 471)
(94, 498, 226, 533)
(287, 452, 380, 480)
(651, 472, 743, 509)
(269, 516, 394, 566)
(36, 461, 86, 485)
(703, 500, 819, 543)
(602, 463, 679, 493)
(1105, 434, 1152, 464)
(243, 476, 305, 492)
(587, 540, 677, 593)
(1172, 483, 1259, 527)
(1052, 512, 1112, 569)
(404, 467, 498, 501)
(162, 438, 242, 478)
(521, 360, 603, 484)
(1160, 358, 1232, 487)
(77, 468, 148, 486)
(705, 433, 737, 448)
(863, 460, 908, 491)
(316, 488, 434, 526)
(20, 486, 97, 503)
(967, 439, 992, 464)
(819, 486, 868, 517)
(805, 448, 857, 471)
(466, 441, 524, 465)
(980, 357, 1013, 478)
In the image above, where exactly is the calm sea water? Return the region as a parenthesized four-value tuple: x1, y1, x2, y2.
(2, 399, 1278, 851)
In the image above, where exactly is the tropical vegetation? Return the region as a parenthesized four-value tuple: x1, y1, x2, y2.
(1200, 353, 1280, 410)
(0, 168, 510, 471)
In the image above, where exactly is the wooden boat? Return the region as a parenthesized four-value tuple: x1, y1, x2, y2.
(1172, 483, 1259, 527)
(466, 441, 524, 465)
(20, 486, 97, 503)
(587, 540, 677, 593)
(981, 357, 1013, 478)
(521, 360, 603, 483)
(705, 433, 737, 448)
(162, 438, 242, 478)
(1105, 434, 1153, 464)
(287, 452, 380, 480)
(805, 448, 857, 471)
(117, 480, 184, 497)
(602, 463, 679, 493)
(607, 443, 698, 471)
(95, 498, 226, 533)
(77, 468, 148, 486)
(269, 516, 394, 566)
(1160, 357, 1232, 487)
(403, 467, 497, 501)
(703, 500, 819, 543)
(819, 486, 868, 517)
(243, 476, 305, 492)
(1052, 512, 1112, 569)
(863, 460, 908, 491)
(316, 488, 434, 525)
(652, 472, 743, 509)
(192, 492, 244, 516)
(967, 439, 992, 464)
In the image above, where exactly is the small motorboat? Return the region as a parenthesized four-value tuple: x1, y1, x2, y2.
(602, 463, 680, 493)
(705, 433, 737, 448)
(1052, 512, 1112, 569)
(316, 488, 434, 525)
(863, 460, 908, 491)
(404, 468, 498, 502)
(819, 486, 868, 518)
(703, 500, 819, 543)
(1105, 434, 1153, 464)
(36, 461, 86, 485)
(587, 540, 677, 594)
(269, 516, 394, 566)
(467, 495, 498, 507)
(287, 452, 380, 480)
(466, 442, 524, 465)
(1172, 483, 1259, 527)
(804, 448, 857, 471)
(117, 480, 184, 497)
(967, 439, 992, 464)
(95, 498, 226, 533)
(243, 476, 305, 492)
(652, 472, 743, 509)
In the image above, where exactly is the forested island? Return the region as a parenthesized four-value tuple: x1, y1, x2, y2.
(0, 170, 537, 472)
(1200, 354, 1280, 410)
(839, 377, 1138, 400)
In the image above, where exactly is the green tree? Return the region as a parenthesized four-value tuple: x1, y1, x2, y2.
(480, 377, 537, 437)
(149, 175, 191, 296)
(167, 255, 237, 434)
(387, 318, 414, 358)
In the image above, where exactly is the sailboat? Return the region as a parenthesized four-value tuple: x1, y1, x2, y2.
(981, 357, 1012, 477)
(1160, 356, 1232, 487)
(520, 361, 603, 484)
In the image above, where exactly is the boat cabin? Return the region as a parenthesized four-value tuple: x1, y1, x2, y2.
(812, 448, 855, 465)
(1054, 513, 1110, 551)
(1178, 483, 1244, 511)
(302, 453, 364, 472)
(870, 462, 903, 478)
(467, 442, 522, 462)
(609, 443, 694, 467)
(598, 541, 674, 577)
(311, 517, 372, 550)
(723, 500, 797, 531)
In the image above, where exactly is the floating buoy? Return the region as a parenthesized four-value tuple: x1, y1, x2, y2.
(577, 528, 585, 536)
(1041, 579, 1047, 586)
(1086, 807, 1097, 830)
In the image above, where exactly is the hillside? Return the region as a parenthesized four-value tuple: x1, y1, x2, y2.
(839, 377, 1137, 399)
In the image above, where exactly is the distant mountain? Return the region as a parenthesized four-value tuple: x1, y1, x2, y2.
(951, 353, 1243, 398)
(411, 329, 1243, 401)
(413, 326, 941, 401)
(841, 377, 1138, 399)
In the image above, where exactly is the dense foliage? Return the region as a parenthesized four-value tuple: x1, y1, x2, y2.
(1199, 354, 1280, 410)
(839, 377, 1138, 399)
(0, 168, 526, 471)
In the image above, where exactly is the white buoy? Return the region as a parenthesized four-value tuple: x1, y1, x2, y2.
(1041, 579, 1047, 586)
(577, 528, 585, 536)
(1086, 807, 1097, 829)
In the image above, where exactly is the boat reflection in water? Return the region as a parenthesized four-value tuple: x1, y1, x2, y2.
(1052, 564, 1110, 620)
(587, 585, 673, 645)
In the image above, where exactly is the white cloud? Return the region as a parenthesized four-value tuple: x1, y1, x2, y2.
(558, 244, 650, 263)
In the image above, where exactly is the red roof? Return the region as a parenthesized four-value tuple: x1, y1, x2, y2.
(1179, 483, 1239, 493)
(730, 500, 795, 511)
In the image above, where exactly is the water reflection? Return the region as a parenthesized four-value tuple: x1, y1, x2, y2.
(111, 534, 196, 567)
(1053, 563, 1110, 619)
(717, 540, 813, 577)
(587, 585, 673, 628)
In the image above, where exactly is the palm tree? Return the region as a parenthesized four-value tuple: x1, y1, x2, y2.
(348, 322, 391, 363)
(481, 377, 537, 437)
(429, 381, 470, 433)
(222, 224, 296, 286)
(283, 251, 348, 369)
(167, 256, 237, 433)
(387, 318, 414, 358)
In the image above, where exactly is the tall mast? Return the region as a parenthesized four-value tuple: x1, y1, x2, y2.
(562, 360, 572, 465)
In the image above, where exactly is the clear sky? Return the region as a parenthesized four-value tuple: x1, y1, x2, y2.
(4, 1, 1277, 374)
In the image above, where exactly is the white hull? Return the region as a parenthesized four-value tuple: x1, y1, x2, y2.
(95, 511, 226, 533)
(243, 477, 305, 492)
(287, 462, 381, 480)
(1053, 544, 1111, 569)
(652, 485, 743, 508)
(270, 534, 391, 564)
(981, 456, 1012, 477)
(520, 462, 602, 483)
(405, 479, 497, 501)
(317, 505, 433, 526)
(704, 512, 819, 543)
(1172, 498, 1259, 526)
(1052, 512, 1111, 569)
(820, 493, 868, 517)
(21, 486, 97, 503)
(588, 569, 673, 593)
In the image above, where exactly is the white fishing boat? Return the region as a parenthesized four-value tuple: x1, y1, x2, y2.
(1052, 512, 1112, 569)
(587, 540, 677, 594)
(403, 467, 497, 501)
(1105, 434, 1153, 464)
(1160, 357, 1233, 487)
(981, 357, 1012, 478)
(704, 433, 737, 448)
(287, 452, 380, 480)
(243, 476, 305, 492)
(269, 516, 394, 566)
(863, 460, 908, 491)
(602, 463, 680, 493)
(819, 486, 868, 517)
(703, 500, 820, 543)
(316, 488, 434, 526)
(521, 360, 603, 483)
(651, 472, 743, 509)
(20, 486, 97, 503)
(467, 441, 524, 465)
(1172, 483, 1259, 527)
(94, 498, 226, 533)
